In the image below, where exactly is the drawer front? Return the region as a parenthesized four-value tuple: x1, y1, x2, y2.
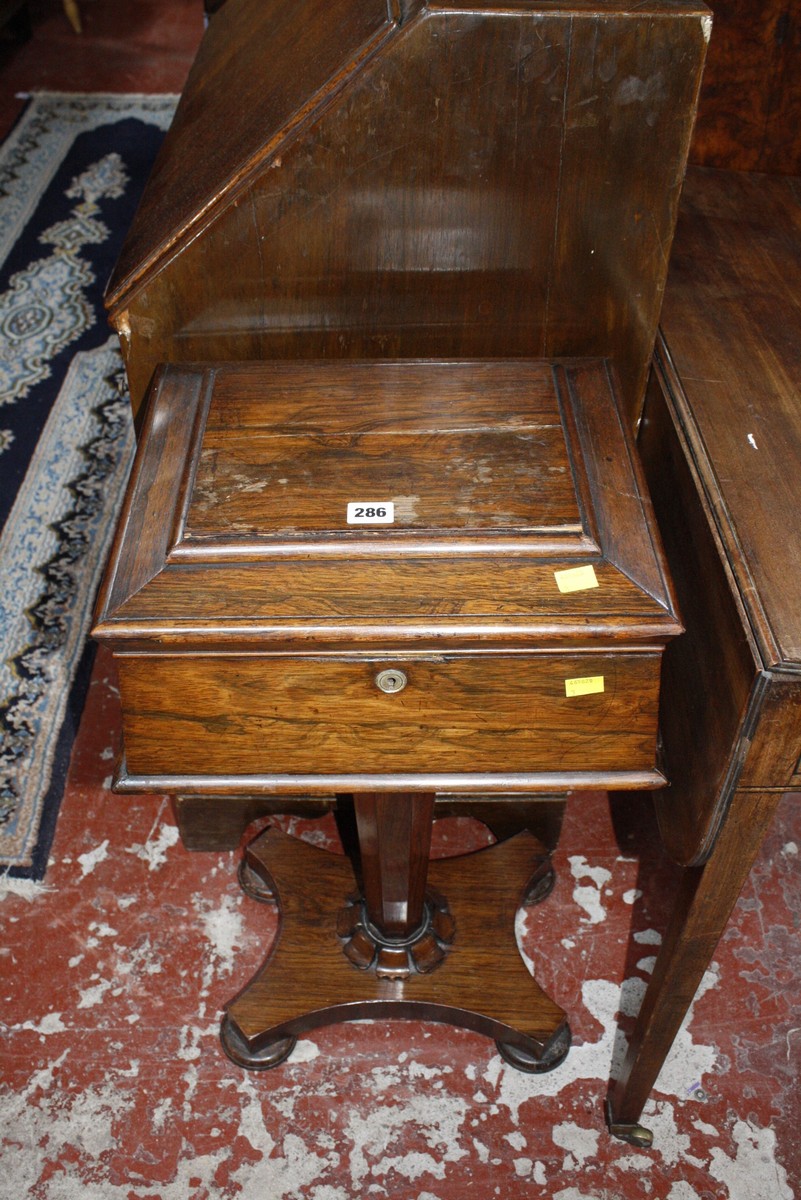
(118, 652, 662, 779)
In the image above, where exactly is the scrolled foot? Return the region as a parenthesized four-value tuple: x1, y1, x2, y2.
(604, 1099, 654, 1148)
(220, 1015, 296, 1071)
(496, 1021, 571, 1073)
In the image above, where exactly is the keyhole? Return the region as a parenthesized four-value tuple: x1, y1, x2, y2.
(375, 669, 408, 694)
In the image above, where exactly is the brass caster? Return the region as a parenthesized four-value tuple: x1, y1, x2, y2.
(220, 1015, 296, 1071)
(237, 856, 277, 903)
(605, 1099, 654, 1148)
(522, 858, 556, 906)
(496, 1021, 571, 1073)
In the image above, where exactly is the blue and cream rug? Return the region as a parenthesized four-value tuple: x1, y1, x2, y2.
(0, 93, 176, 879)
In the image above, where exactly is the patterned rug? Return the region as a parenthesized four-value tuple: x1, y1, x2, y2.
(0, 93, 177, 879)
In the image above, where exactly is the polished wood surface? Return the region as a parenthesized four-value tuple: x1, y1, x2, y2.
(636, 357, 758, 866)
(645, 168, 801, 862)
(94, 359, 679, 638)
(690, 0, 801, 174)
(609, 166, 801, 1133)
(105, 0, 708, 424)
(114, 649, 666, 780)
(93, 359, 680, 798)
(352, 792, 435, 939)
(95, 355, 678, 1083)
(225, 827, 569, 1061)
(659, 167, 801, 675)
(183, 362, 588, 547)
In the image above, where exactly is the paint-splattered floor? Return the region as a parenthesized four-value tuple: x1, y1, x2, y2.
(1, 647, 799, 1198)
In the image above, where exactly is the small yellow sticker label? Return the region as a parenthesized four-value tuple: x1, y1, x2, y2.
(554, 565, 599, 594)
(565, 675, 605, 698)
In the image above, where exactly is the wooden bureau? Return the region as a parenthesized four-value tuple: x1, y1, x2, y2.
(606, 166, 801, 1140)
(94, 356, 680, 1083)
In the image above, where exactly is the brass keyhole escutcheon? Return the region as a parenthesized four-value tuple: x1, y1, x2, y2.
(375, 668, 408, 694)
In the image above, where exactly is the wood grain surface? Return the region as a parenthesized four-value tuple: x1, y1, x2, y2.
(659, 167, 801, 670)
(106, 0, 708, 424)
(94, 360, 680, 650)
(690, 0, 801, 174)
(638, 166, 801, 864)
(115, 648, 664, 778)
(226, 828, 568, 1051)
(94, 357, 680, 799)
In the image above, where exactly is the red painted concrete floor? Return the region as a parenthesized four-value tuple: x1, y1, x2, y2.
(1, 645, 800, 1198)
(0, 0, 203, 140)
(2, 3, 801, 1196)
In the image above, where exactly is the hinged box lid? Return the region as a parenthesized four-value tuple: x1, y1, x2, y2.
(94, 359, 681, 651)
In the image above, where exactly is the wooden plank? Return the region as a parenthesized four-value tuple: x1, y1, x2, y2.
(659, 167, 801, 670)
(108, 4, 708, 422)
(106, 0, 396, 305)
(638, 351, 760, 864)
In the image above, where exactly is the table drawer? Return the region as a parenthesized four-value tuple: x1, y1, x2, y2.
(118, 651, 662, 781)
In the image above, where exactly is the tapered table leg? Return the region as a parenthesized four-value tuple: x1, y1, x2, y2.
(606, 788, 782, 1147)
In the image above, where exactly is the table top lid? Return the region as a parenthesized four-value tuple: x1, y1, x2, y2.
(94, 359, 680, 648)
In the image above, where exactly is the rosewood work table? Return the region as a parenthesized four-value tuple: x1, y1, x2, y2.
(93, 357, 681, 1099)
(96, 0, 726, 1147)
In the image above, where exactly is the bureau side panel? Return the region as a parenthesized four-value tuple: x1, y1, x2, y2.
(117, 8, 707, 422)
(637, 360, 760, 865)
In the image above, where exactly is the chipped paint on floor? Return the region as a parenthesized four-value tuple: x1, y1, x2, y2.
(1, 648, 799, 1198)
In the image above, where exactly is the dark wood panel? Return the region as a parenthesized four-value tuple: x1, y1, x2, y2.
(203, 359, 562, 432)
(226, 829, 568, 1048)
(645, 165, 801, 866)
(690, 0, 801, 174)
(659, 167, 801, 670)
(118, 651, 663, 777)
(100, 560, 668, 652)
(560, 362, 676, 608)
(182, 360, 587, 546)
(188, 428, 580, 539)
(637, 353, 759, 865)
(108, 3, 707, 423)
(93, 365, 213, 618)
(107, 0, 396, 300)
(93, 360, 679, 648)
(740, 674, 801, 787)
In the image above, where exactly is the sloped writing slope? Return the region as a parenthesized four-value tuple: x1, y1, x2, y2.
(105, 0, 709, 426)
